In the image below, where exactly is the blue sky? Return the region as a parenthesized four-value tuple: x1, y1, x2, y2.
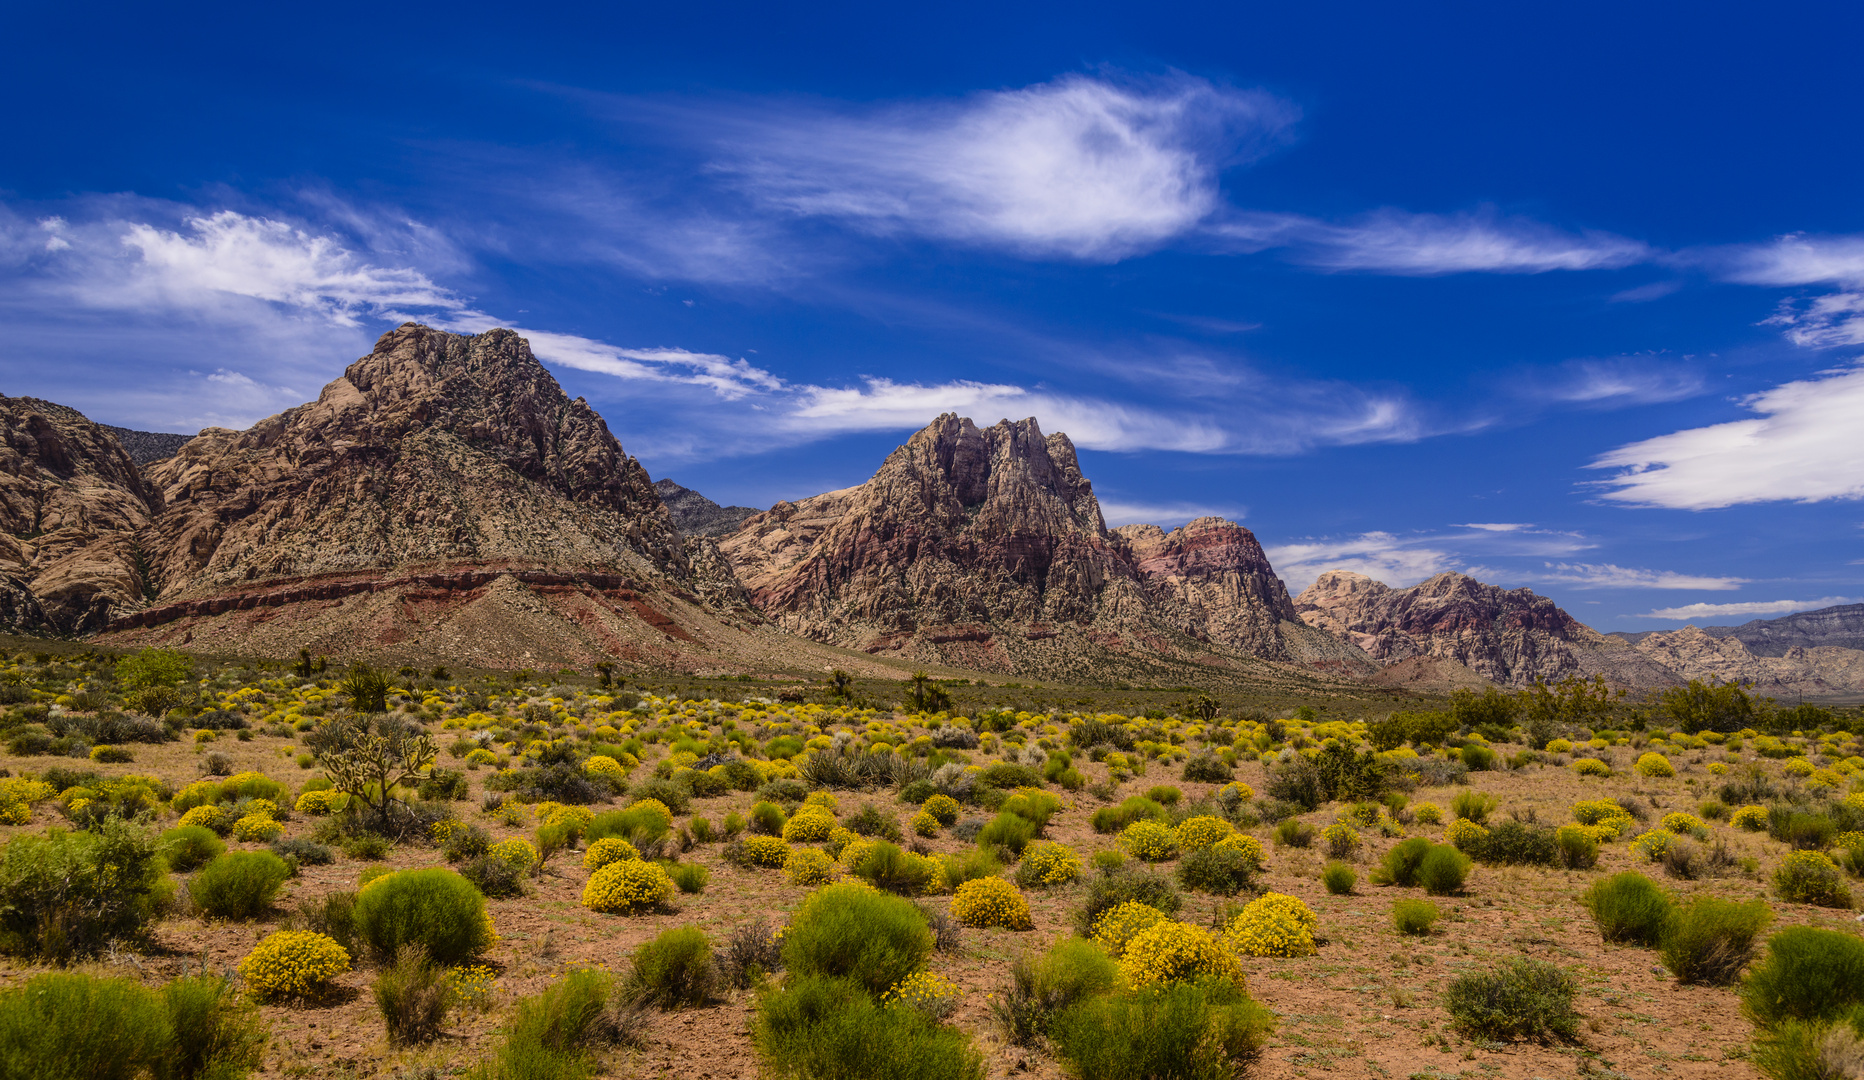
(4, 1, 1861, 630)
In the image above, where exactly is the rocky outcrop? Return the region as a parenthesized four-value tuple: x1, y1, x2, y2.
(1629, 625, 1864, 696)
(1294, 569, 1680, 689)
(101, 426, 192, 466)
(0, 395, 163, 633)
(718, 415, 1359, 682)
(654, 479, 760, 538)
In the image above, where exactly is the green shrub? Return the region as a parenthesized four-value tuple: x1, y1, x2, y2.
(1769, 807, 1837, 851)
(0, 819, 167, 961)
(190, 852, 290, 920)
(1273, 818, 1314, 848)
(1090, 797, 1165, 834)
(294, 891, 359, 959)
(1370, 837, 1433, 887)
(977, 812, 1039, 858)
(1321, 861, 1357, 895)
(1443, 958, 1579, 1042)
(1555, 825, 1600, 870)
(626, 926, 716, 1009)
(270, 836, 334, 866)
(1051, 979, 1274, 1080)
(755, 973, 984, 1080)
(0, 972, 172, 1080)
(1074, 868, 1183, 937)
(353, 868, 494, 965)
(160, 825, 226, 873)
(981, 763, 1043, 789)
(664, 861, 709, 894)
(1180, 847, 1257, 896)
(374, 944, 455, 1046)
(587, 805, 671, 847)
(1660, 897, 1771, 985)
(940, 847, 1003, 889)
(1775, 851, 1853, 908)
(341, 833, 390, 861)
(1450, 790, 1496, 824)
(627, 778, 692, 814)
(1741, 926, 1864, 1028)
(472, 967, 621, 1080)
(1460, 744, 1497, 771)
(848, 803, 903, 842)
(161, 973, 269, 1079)
(1582, 872, 1673, 946)
(991, 938, 1122, 1046)
(1750, 1011, 1864, 1080)
(1417, 844, 1472, 896)
(853, 842, 939, 896)
(1393, 899, 1438, 935)
(1181, 754, 1232, 783)
(781, 882, 933, 997)
(750, 801, 787, 836)
(1473, 819, 1558, 866)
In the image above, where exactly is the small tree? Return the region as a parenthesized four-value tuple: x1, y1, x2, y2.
(115, 648, 193, 692)
(907, 672, 951, 713)
(826, 669, 854, 704)
(1658, 680, 1760, 735)
(340, 662, 390, 714)
(304, 716, 438, 835)
(594, 661, 616, 688)
(1190, 694, 1221, 722)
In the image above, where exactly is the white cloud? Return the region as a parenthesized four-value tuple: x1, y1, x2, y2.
(436, 312, 784, 400)
(1536, 562, 1746, 590)
(1267, 533, 1463, 593)
(1535, 357, 1704, 406)
(1098, 500, 1248, 529)
(712, 74, 1297, 260)
(1711, 233, 1864, 348)
(1214, 208, 1649, 275)
(1459, 523, 1529, 532)
(1641, 597, 1857, 621)
(1589, 361, 1864, 509)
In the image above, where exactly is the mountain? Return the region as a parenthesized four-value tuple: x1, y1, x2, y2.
(101, 426, 193, 465)
(718, 413, 1362, 684)
(0, 395, 163, 633)
(1612, 603, 1864, 656)
(1293, 569, 1680, 689)
(653, 479, 761, 538)
(1625, 625, 1864, 697)
(90, 324, 907, 676)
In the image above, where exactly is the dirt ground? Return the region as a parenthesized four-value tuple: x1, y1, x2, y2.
(0, 723, 1854, 1080)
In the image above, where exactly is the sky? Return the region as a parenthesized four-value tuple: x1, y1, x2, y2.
(3, 1, 1861, 631)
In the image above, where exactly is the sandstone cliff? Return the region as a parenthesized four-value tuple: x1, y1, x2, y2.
(654, 479, 760, 538)
(0, 395, 163, 633)
(1294, 569, 1680, 689)
(719, 415, 1362, 684)
(1629, 625, 1864, 696)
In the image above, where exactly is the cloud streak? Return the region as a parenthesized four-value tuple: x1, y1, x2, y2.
(1641, 597, 1857, 621)
(1535, 562, 1745, 590)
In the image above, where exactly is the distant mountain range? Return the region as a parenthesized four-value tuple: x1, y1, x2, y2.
(5, 322, 1860, 698)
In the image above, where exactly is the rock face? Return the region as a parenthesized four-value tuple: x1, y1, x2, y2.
(1294, 569, 1680, 689)
(654, 479, 760, 538)
(0, 395, 163, 633)
(719, 414, 1357, 681)
(101, 426, 192, 466)
(98, 324, 789, 669)
(1629, 625, 1864, 696)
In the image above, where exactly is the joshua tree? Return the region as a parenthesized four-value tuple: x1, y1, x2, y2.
(340, 662, 391, 714)
(304, 714, 438, 834)
(826, 669, 854, 704)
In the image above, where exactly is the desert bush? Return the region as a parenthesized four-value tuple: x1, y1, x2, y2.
(1393, 898, 1438, 935)
(0, 970, 262, 1080)
(270, 836, 334, 866)
(375, 944, 454, 1045)
(1460, 744, 1497, 771)
(1273, 818, 1314, 848)
(782, 883, 932, 996)
(1370, 837, 1432, 887)
(293, 891, 359, 959)
(1660, 897, 1771, 985)
(353, 868, 494, 964)
(1555, 825, 1601, 869)
(981, 762, 1043, 790)
(1635, 752, 1675, 778)
(853, 842, 940, 896)
(1118, 920, 1241, 987)
(1014, 842, 1082, 888)
(1322, 822, 1360, 860)
(1444, 958, 1578, 1042)
(1050, 978, 1274, 1080)
(239, 929, 351, 1000)
(626, 926, 716, 1008)
(665, 861, 709, 894)
(979, 812, 1040, 857)
(1321, 860, 1356, 895)
(992, 937, 1121, 1046)
(1775, 850, 1853, 908)
(726, 835, 792, 869)
(160, 824, 225, 873)
(940, 847, 1004, 889)
(754, 973, 984, 1080)
(1120, 820, 1177, 862)
(1223, 892, 1318, 958)
(1090, 901, 1168, 956)
(716, 919, 784, 989)
(1091, 797, 1166, 833)
(472, 967, 628, 1080)
(1418, 844, 1472, 895)
(951, 877, 1034, 929)
(627, 778, 692, 815)
(586, 805, 671, 848)
(1450, 790, 1496, 824)
(1473, 819, 1559, 866)
(1179, 846, 1257, 896)
(1742, 926, 1864, 1028)
(1582, 872, 1673, 945)
(191, 851, 289, 920)
(161, 972, 270, 1079)
(1769, 808, 1837, 851)
(583, 859, 675, 913)
(0, 819, 167, 961)
(1181, 754, 1232, 783)
(1075, 868, 1183, 936)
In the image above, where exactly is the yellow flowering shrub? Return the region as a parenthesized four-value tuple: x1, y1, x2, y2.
(465, 748, 498, 766)
(451, 964, 497, 1011)
(1571, 758, 1613, 777)
(1412, 802, 1443, 825)
(1707, 762, 1729, 775)
(883, 970, 960, 1020)
(803, 791, 839, 813)
(1843, 793, 1864, 814)
(0, 779, 54, 806)
(1780, 757, 1814, 778)
(583, 754, 625, 778)
(1219, 781, 1255, 802)
(1445, 818, 1489, 851)
(1809, 769, 1845, 789)
(232, 813, 283, 842)
(1731, 804, 1769, 830)
(784, 847, 837, 885)
(179, 804, 226, 832)
(238, 930, 351, 999)
(490, 838, 539, 873)
(1660, 812, 1707, 836)
(781, 809, 836, 843)
(1224, 892, 1318, 958)
(1016, 842, 1081, 887)
(1214, 832, 1266, 870)
(582, 859, 674, 913)
(1120, 820, 1178, 862)
(911, 810, 941, 837)
(1635, 752, 1675, 778)
(1834, 831, 1864, 851)
(740, 835, 793, 868)
(1120, 920, 1243, 988)
(950, 876, 1033, 929)
(1322, 822, 1360, 857)
(1545, 738, 1574, 753)
(628, 798, 674, 826)
(583, 837, 640, 869)
(0, 800, 26, 826)
(1631, 829, 1676, 861)
(1775, 850, 1850, 907)
(1091, 901, 1167, 956)
(294, 790, 340, 815)
(825, 826, 860, 859)
(921, 793, 961, 826)
(1175, 815, 1233, 852)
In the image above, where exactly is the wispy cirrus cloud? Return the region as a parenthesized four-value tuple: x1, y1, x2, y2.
(1098, 499, 1249, 529)
(1641, 597, 1856, 621)
(1535, 562, 1746, 590)
(1214, 207, 1650, 275)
